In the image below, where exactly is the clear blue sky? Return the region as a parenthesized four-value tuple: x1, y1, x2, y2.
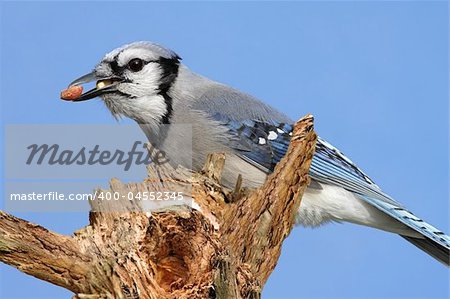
(1, 1, 449, 298)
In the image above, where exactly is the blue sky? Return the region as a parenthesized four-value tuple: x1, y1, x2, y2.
(0, 1, 449, 298)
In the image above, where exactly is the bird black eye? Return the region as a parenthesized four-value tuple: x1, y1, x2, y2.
(128, 58, 144, 72)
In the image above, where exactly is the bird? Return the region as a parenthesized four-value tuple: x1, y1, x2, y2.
(63, 41, 450, 266)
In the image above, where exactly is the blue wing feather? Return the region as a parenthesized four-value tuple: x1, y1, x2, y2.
(215, 115, 450, 264)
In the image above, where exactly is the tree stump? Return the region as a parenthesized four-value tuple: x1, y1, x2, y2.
(0, 115, 317, 299)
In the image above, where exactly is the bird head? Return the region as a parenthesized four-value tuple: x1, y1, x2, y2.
(66, 42, 181, 125)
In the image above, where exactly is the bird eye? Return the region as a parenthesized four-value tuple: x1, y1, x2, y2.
(128, 58, 144, 72)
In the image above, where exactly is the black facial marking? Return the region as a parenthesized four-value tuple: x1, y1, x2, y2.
(157, 57, 180, 124)
(160, 94, 173, 124)
(109, 53, 157, 77)
(110, 55, 125, 76)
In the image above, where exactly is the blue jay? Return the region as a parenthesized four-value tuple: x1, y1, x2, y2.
(65, 41, 450, 266)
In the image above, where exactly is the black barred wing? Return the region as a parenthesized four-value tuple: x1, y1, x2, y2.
(215, 115, 450, 264)
(214, 114, 382, 195)
(212, 114, 293, 172)
(310, 137, 398, 205)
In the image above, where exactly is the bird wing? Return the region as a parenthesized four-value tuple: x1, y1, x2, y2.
(211, 114, 450, 265)
(211, 113, 293, 172)
(311, 137, 450, 266)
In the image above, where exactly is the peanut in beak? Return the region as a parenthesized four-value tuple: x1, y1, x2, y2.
(60, 85, 83, 101)
(96, 80, 113, 90)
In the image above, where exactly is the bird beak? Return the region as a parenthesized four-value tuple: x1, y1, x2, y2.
(65, 71, 122, 102)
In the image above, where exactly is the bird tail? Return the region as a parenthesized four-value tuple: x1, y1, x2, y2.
(402, 235, 450, 266)
(357, 194, 450, 266)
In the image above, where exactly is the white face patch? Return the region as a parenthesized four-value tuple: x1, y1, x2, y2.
(258, 137, 267, 145)
(118, 62, 162, 98)
(267, 131, 278, 140)
(103, 93, 167, 131)
(102, 49, 168, 127)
